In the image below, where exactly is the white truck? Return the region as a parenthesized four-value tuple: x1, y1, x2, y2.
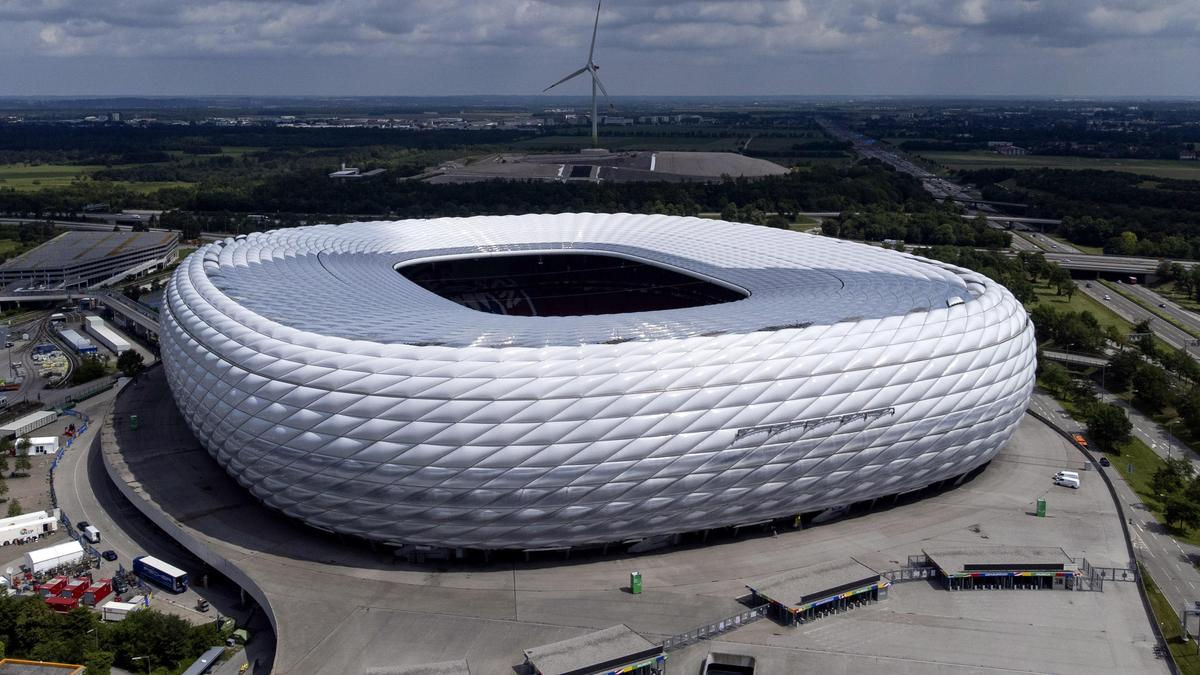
(101, 599, 144, 622)
(82, 525, 101, 544)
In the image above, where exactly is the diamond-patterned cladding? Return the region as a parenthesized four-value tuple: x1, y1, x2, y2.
(160, 214, 1036, 549)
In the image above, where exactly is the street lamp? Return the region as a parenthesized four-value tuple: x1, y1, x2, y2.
(131, 655, 151, 675)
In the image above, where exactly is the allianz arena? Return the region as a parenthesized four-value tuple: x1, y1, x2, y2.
(160, 214, 1036, 550)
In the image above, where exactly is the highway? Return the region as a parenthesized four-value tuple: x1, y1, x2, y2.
(1080, 283, 1198, 354)
(1119, 283, 1200, 337)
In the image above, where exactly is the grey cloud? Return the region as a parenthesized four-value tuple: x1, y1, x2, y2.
(0, 0, 1197, 94)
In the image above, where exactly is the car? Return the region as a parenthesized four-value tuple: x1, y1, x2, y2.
(112, 579, 128, 594)
(1159, 303, 1167, 308)
(1085, 282, 1092, 288)
(76, 521, 89, 531)
(1061, 258, 1072, 263)
(1103, 294, 1112, 300)
(1099, 456, 1111, 467)
(1072, 433, 1088, 447)
(101, 550, 118, 561)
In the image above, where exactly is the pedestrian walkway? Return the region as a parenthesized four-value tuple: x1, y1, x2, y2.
(1030, 391, 1200, 628)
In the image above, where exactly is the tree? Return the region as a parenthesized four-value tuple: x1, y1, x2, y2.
(1040, 362, 1071, 396)
(83, 651, 115, 675)
(71, 358, 108, 385)
(1152, 456, 1192, 498)
(1132, 365, 1171, 415)
(1132, 319, 1157, 358)
(6, 500, 20, 517)
(0, 476, 8, 501)
(719, 202, 738, 222)
(764, 214, 791, 230)
(1164, 494, 1200, 531)
(116, 350, 145, 378)
(1085, 402, 1133, 453)
(14, 453, 30, 474)
(1106, 349, 1142, 392)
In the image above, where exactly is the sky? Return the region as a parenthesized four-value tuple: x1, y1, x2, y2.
(0, 0, 1197, 97)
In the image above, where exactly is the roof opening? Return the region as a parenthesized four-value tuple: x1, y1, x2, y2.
(397, 251, 746, 317)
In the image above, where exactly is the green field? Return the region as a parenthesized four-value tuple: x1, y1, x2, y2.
(0, 239, 19, 256)
(914, 151, 1200, 181)
(0, 164, 110, 190)
(0, 163, 193, 194)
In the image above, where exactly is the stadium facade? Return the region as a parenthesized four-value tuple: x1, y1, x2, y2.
(160, 214, 1036, 550)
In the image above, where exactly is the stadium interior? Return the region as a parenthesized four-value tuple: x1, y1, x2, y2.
(398, 252, 747, 317)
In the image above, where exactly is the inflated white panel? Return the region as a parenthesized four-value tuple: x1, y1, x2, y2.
(160, 214, 1036, 549)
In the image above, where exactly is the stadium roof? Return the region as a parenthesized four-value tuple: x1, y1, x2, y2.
(194, 214, 981, 349)
(0, 231, 178, 272)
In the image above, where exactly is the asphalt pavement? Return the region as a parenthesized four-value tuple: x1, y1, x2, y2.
(1080, 283, 1198, 353)
(1121, 283, 1200, 338)
(1029, 391, 1200, 634)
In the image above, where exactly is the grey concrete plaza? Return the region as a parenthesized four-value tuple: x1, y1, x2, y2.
(99, 367, 1164, 674)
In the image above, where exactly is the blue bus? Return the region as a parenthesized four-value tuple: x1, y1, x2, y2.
(132, 555, 189, 593)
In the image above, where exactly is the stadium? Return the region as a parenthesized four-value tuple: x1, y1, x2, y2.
(159, 214, 1036, 550)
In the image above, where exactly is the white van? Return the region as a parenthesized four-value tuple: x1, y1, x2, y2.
(1055, 471, 1079, 481)
(1054, 475, 1080, 489)
(83, 525, 101, 544)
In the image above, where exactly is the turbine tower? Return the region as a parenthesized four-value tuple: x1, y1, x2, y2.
(544, 0, 610, 149)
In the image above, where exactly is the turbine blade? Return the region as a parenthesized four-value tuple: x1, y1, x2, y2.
(543, 66, 589, 92)
(589, 0, 602, 63)
(591, 70, 610, 99)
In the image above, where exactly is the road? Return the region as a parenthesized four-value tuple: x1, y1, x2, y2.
(1029, 391, 1200, 631)
(1080, 283, 1199, 354)
(47, 387, 274, 667)
(1120, 283, 1200, 337)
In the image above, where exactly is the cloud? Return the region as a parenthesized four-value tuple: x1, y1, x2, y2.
(0, 0, 1197, 94)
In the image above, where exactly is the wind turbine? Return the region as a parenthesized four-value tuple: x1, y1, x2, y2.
(544, 0, 611, 149)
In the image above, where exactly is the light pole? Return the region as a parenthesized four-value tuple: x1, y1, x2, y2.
(86, 627, 98, 651)
(131, 655, 151, 675)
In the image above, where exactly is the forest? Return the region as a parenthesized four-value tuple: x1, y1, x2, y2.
(960, 167, 1200, 259)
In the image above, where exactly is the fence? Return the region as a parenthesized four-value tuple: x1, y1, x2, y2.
(659, 604, 768, 652)
(881, 566, 938, 583)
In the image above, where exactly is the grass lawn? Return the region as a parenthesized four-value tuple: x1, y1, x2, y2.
(1030, 282, 1132, 335)
(514, 135, 744, 152)
(0, 164, 194, 194)
(914, 151, 1200, 181)
(1141, 562, 1200, 675)
(0, 239, 20, 257)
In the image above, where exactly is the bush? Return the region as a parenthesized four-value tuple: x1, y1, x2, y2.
(71, 358, 108, 385)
